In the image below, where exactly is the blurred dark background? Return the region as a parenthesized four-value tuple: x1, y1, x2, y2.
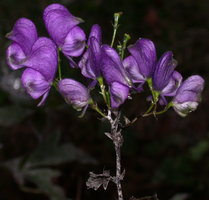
(0, 0, 209, 200)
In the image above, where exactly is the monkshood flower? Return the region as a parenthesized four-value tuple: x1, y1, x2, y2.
(6, 18, 38, 69)
(126, 38, 157, 81)
(43, 3, 86, 58)
(152, 51, 182, 104)
(6, 18, 58, 106)
(58, 79, 90, 111)
(79, 24, 102, 80)
(172, 75, 204, 117)
(101, 45, 132, 108)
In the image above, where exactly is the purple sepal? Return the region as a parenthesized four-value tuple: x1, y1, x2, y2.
(58, 79, 90, 110)
(128, 38, 156, 78)
(6, 18, 38, 55)
(21, 68, 51, 104)
(110, 82, 129, 108)
(88, 24, 102, 45)
(101, 45, 132, 86)
(173, 75, 204, 117)
(78, 24, 102, 79)
(79, 37, 101, 79)
(153, 51, 177, 91)
(123, 56, 145, 83)
(24, 37, 58, 82)
(161, 71, 182, 96)
(6, 43, 26, 70)
(61, 26, 86, 57)
(43, 3, 82, 46)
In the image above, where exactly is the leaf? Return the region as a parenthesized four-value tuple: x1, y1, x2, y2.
(86, 170, 111, 190)
(0, 105, 33, 126)
(189, 140, 209, 161)
(26, 131, 96, 167)
(23, 168, 66, 200)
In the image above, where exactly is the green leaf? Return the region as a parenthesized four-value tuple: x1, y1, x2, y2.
(25, 131, 96, 167)
(23, 168, 66, 200)
(189, 140, 209, 161)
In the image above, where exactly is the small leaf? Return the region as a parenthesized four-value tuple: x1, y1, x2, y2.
(86, 170, 111, 191)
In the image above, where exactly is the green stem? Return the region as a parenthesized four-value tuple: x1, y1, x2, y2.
(89, 99, 106, 118)
(111, 12, 123, 47)
(155, 102, 173, 115)
(97, 77, 110, 108)
(143, 102, 155, 116)
(121, 33, 131, 59)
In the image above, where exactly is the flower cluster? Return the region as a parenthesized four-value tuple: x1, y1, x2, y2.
(6, 3, 204, 117)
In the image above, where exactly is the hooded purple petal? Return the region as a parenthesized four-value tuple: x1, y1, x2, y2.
(153, 51, 177, 91)
(24, 37, 58, 82)
(110, 82, 129, 108)
(128, 38, 156, 78)
(21, 68, 50, 100)
(172, 75, 204, 117)
(101, 45, 132, 86)
(61, 26, 86, 57)
(161, 71, 182, 96)
(7, 18, 38, 55)
(78, 25, 102, 79)
(78, 37, 101, 79)
(58, 79, 90, 110)
(43, 3, 82, 46)
(88, 24, 102, 45)
(173, 75, 204, 103)
(123, 56, 145, 83)
(6, 43, 26, 70)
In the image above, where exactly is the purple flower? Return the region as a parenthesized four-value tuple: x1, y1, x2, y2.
(128, 38, 157, 79)
(151, 51, 181, 105)
(6, 18, 38, 69)
(58, 79, 90, 110)
(6, 18, 58, 106)
(79, 24, 102, 79)
(153, 51, 177, 91)
(123, 56, 144, 83)
(43, 3, 86, 58)
(101, 45, 132, 108)
(159, 71, 182, 105)
(172, 75, 204, 117)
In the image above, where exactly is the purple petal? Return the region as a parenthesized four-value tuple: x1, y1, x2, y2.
(88, 24, 102, 45)
(128, 38, 156, 78)
(101, 45, 132, 86)
(24, 37, 58, 82)
(43, 3, 83, 46)
(61, 26, 86, 57)
(21, 68, 50, 100)
(78, 51, 93, 78)
(110, 82, 129, 108)
(161, 71, 182, 96)
(87, 37, 101, 77)
(123, 56, 145, 83)
(6, 43, 26, 70)
(173, 75, 204, 104)
(153, 51, 177, 91)
(58, 79, 90, 110)
(7, 18, 38, 55)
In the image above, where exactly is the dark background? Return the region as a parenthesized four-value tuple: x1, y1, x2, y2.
(0, 0, 209, 200)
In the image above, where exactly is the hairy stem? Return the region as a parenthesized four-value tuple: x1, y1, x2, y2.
(114, 140, 123, 200)
(107, 111, 124, 200)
